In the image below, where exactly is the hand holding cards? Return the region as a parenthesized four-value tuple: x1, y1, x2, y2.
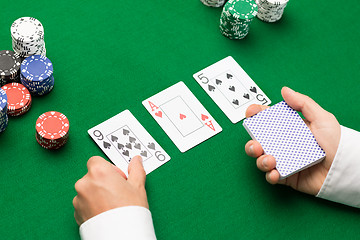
(243, 101, 326, 179)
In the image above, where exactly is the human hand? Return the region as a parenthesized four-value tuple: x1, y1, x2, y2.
(73, 155, 148, 225)
(244, 87, 341, 195)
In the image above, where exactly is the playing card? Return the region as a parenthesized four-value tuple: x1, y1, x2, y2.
(88, 110, 170, 176)
(243, 101, 326, 179)
(142, 81, 222, 152)
(193, 56, 271, 124)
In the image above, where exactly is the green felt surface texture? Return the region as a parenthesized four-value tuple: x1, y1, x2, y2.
(1, 0, 360, 239)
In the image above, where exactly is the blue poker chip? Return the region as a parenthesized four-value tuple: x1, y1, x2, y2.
(20, 55, 53, 82)
(0, 88, 8, 112)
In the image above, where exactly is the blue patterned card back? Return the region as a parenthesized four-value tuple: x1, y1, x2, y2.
(243, 101, 326, 179)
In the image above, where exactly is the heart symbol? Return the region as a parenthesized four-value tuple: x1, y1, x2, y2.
(226, 73, 233, 79)
(148, 142, 155, 150)
(180, 114, 186, 120)
(111, 135, 118, 142)
(122, 150, 129, 157)
(125, 143, 132, 149)
(208, 85, 215, 92)
(243, 93, 250, 99)
(201, 114, 209, 121)
(134, 143, 141, 150)
(250, 86, 257, 93)
(123, 129, 130, 135)
(232, 99, 239, 105)
(103, 141, 111, 149)
(117, 143, 124, 149)
(129, 136, 136, 143)
(229, 86, 235, 92)
(215, 79, 222, 85)
(155, 111, 162, 118)
(140, 151, 147, 157)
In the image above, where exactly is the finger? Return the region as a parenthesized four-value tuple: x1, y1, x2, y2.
(281, 87, 327, 122)
(245, 140, 264, 158)
(245, 104, 269, 118)
(256, 155, 276, 172)
(127, 155, 146, 188)
(265, 169, 280, 184)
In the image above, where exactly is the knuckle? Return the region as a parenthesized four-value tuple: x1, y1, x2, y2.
(72, 197, 78, 208)
(87, 156, 100, 168)
(75, 178, 86, 192)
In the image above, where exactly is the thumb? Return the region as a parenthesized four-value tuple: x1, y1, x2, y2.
(127, 155, 146, 188)
(281, 87, 328, 123)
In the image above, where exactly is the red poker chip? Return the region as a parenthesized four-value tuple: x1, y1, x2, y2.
(35, 111, 70, 149)
(1, 82, 31, 116)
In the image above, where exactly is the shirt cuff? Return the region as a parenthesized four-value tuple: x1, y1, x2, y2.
(316, 126, 360, 208)
(79, 206, 157, 240)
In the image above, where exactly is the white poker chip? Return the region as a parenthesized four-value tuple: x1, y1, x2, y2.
(10, 17, 47, 58)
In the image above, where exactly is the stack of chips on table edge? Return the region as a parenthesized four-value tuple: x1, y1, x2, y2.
(220, 0, 258, 39)
(0, 50, 21, 86)
(20, 55, 54, 96)
(256, 0, 289, 22)
(0, 89, 8, 133)
(36, 111, 70, 149)
(11, 17, 46, 58)
(1, 83, 32, 117)
(200, 0, 226, 7)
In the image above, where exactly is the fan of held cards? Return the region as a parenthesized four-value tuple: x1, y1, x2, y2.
(88, 56, 325, 178)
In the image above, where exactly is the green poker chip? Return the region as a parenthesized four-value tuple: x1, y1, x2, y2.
(219, 0, 257, 39)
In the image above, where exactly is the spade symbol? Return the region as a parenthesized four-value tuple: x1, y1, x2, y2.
(118, 143, 124, 149)
(148, 142, 156, 150)
(111, 135, 118, 142)
(215, 79, 222, 85)
(103, 141, 111, 149)
(250, 87, 257, 93)
(140, 151, 148, 157)
(125, 143, 132, 149)
(243, 93, 250, 99)
(129, 136, 136, 143)
(208, 85, 215, 92)
(232, 99, 239, 106)
(226, 73, 233, 79)
(122, 150, 129, 157)
(123, 129, 130, 135)
(134, 143, 141, 150)
(229, 86, 235, 92)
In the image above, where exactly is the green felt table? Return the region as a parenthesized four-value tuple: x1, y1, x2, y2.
(1, 0, 360, 239)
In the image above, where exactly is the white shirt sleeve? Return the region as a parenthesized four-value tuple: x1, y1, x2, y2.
(79, 206, 157, 240)
(316, 125, 360, 208)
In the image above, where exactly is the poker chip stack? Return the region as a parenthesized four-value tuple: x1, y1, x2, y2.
(11, 17, 46, 58)
(0, 89, 8, 133)
(35, 111, 70, 150)
(220, 0, 258, 39)
(0, 50, 22, 86)
(256, 0, 289, 22)
(20, 55, 54, 96)
(1, 83, 32, 116)
(201, 0, 227, 7)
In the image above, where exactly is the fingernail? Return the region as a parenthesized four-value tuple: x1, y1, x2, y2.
(263, 157, 268, 168)
(249, 145, 254, 155)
